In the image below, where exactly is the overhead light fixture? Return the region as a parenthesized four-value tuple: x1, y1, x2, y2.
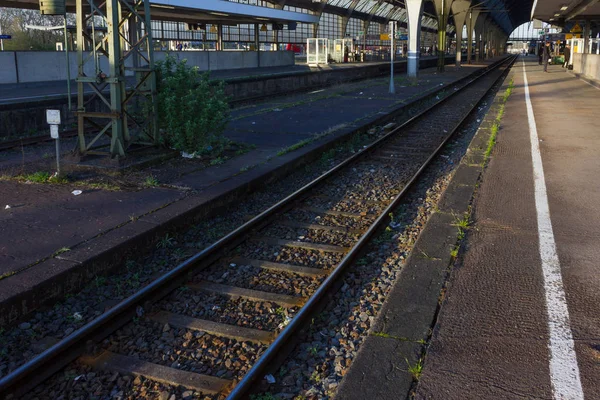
(549, 18, 555, 21)
(260, 24, 268, 32)
(560, 5, 568, 11)
(210, 12, 229, 17)
(256, 17, 269, 21)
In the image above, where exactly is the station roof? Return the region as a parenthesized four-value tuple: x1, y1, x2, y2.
(473, 0, 536, 34)
(149, 0, 319, 25)
(0, 0, 318, 25)
(0, 0, 544, 36)
(531, 0, 600, 24)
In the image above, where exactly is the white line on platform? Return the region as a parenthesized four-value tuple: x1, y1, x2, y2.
(522, 60, 585, 399)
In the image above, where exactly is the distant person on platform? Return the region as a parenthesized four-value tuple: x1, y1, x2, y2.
(563, 44, 571, 68)
(543, 42, 551, 72)
(538, 45, 543, 65)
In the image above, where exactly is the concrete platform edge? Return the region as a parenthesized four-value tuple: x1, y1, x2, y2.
(568, 70, 600, 90)
(334, 67, 516, 400)
(0, 63, 481, 327)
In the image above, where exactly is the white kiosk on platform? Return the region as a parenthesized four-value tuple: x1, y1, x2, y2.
(566, 38, 600, 66)
(307, 38, 329, 66)
(331, 38, 355, 63)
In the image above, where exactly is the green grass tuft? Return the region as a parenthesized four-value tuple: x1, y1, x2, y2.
(484, 122, 500, 160)
(210, 156, 226, 166)
(277, 138, 313, 157)
(156, 233, 175, 249)
(24, 171, 50, 183)
(144, 175, 159, 187)
(53, 247, 71, 257)
(406, 357, 424, 380)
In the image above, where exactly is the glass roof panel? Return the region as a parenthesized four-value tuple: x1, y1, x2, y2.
(327, 0, 354, 8)
(422, 15, 438, 30)
(374, 2, 394, 17)
(389, 7, 407, 21)
(354, 0, 379, 14)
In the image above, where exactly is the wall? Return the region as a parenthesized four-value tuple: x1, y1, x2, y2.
(572, 53, 600, 81)
(0, 52, 18, 84)
(0, 50, 295, 84)
(15, 51, 114, 83)
(223, 56, 453, 101)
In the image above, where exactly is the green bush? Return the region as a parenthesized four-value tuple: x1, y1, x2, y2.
(155, 55, 230, 154)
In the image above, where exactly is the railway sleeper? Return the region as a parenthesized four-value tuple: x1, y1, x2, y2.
(188, 281, 307, 307)
(81, 350, 232, 395)
(150, 310, 275, 345)
(228, 257, 328, 278)
(250, 236, 351, 254)
(275, 219, 365, 235)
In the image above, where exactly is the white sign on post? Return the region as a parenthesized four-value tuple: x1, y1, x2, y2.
(47, 109, 62, 176)
(46, 109, 61, 125)
(50, 125, 59, 139)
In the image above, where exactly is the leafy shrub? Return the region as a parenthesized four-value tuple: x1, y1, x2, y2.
(155, 55, 230, 154)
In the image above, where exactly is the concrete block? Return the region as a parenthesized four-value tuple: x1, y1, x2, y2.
(260, 50, 294, 67)
(15, 51, 109, 83)
(17, 51, 66, 82)
(0, 52, 17, 84)
(572, 53, 600, 80)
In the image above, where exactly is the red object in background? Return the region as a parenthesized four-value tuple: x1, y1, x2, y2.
(285, 44, 302, 53)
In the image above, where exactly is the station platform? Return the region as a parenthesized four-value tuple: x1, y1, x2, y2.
(416, 56, 600, 399)
(0, 58, 494, 325)
(0, 57, 441, 106)
(338, 56, 600, 399)
(0, 56, 453, 141)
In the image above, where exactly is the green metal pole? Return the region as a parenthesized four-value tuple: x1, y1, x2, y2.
(64, 14, 72, 111)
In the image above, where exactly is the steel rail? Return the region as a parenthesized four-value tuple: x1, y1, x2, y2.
(227, 55, 518, 399)
(0, 55, 516, 399)
(0, 129, 79, 151)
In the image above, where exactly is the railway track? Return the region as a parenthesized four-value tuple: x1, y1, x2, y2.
(0, 55, 516, 400)
(0, 129, 79, 152)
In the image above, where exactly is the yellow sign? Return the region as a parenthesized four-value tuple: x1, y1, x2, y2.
(380, 33, 390, 41)
(571, 23, 582, 33)
(566, 33, 582, 39)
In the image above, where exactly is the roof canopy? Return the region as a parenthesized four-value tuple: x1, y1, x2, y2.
(150, 0, 319, 25)
(531, 0, 600, 25)
(0, 0, 545, 35)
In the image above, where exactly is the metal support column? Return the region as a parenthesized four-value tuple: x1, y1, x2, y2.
(583, 21, 590, 54)
(466, 8, 481, 64)
(106, 0, 125, 157)
(406, 0, 424, 78)
(254, 23, 259, 50)
(432, 0, 454, 72)
(75, 0, 157, 158)
(217, 24, 223, 51)
(451, 0, 470, 67)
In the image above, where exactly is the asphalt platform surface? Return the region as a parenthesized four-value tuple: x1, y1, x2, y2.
(413, 57, 600, 398)
(0, 61, 490, 290)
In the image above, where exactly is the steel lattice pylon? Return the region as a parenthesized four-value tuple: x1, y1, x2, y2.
(76, 0, 158, 158)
